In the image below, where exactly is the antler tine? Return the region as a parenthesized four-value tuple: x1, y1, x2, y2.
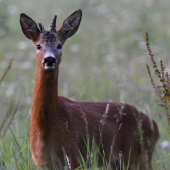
(50, 15, 57, 32)
(38, 23, 46, 32)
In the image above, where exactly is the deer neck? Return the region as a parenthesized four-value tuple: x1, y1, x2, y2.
(31, 66, 60, 129)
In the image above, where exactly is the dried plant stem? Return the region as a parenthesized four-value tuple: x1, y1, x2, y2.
(146, 32, 170, 128)
(0, 59, 12, 86)
(146, 64, 160, 98)
(0, 98, 13, 136)
(1, 159, 8, 168)
(161, 161, 167, 170)
(2, 100, 20, 138)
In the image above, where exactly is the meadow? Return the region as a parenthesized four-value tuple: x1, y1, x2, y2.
(0, 0, 170, 169)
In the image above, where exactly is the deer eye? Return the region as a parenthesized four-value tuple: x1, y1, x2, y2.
(58, 44, 62, 49)
(36, 44, 41, 50)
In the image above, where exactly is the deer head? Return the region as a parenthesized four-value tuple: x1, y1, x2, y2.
(20, 10, 82, 70)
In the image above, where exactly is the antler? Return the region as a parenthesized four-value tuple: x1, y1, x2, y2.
(50, 15, 57, 32)
(38, 23, 46, 32)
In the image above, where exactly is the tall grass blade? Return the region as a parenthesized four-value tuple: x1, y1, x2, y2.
(12, 142, 19, 170)
(9, 127, 25, 169)
(126, 146, 132, 170)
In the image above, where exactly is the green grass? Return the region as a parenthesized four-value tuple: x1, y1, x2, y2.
(0, 0, 170, 169)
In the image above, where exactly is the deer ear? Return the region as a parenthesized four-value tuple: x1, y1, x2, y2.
(57, 10, 82, 40)
(20, 13, 40, 41)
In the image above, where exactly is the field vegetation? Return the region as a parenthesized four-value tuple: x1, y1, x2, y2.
(0, 0, 170, 169)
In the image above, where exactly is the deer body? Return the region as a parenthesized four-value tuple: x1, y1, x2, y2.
(20, 10, 160, 170)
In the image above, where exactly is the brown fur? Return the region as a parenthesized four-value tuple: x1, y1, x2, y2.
(20, 10, 160, 170)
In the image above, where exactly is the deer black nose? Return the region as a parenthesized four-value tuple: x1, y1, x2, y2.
(44, 57, 56, 66)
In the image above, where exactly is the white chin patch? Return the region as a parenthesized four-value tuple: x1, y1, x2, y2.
(44, 65, 55, 70)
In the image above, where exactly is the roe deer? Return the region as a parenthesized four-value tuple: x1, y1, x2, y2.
(20, 10, 160, 170)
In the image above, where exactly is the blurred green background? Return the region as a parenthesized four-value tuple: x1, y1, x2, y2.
(0, 0, 170, 169)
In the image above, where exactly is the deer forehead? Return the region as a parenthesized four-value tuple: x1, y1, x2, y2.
(38, 31, 62, 45)
(35, 32, 62, 60)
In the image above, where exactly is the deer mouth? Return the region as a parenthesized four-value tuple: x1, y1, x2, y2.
(43, 57, 56, 70)
(44, 64, 56, 70)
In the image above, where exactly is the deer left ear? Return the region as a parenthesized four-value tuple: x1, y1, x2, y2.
(20, 13, 40, 41)
(57, 10, 82, 40)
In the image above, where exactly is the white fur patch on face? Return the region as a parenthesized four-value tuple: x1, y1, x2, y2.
(44, 65, 55, 70)
(58, 48, 62, 53)
(44, 51, 55, 59)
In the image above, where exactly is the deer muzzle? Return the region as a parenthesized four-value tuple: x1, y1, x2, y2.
(43, 57, 56, 70)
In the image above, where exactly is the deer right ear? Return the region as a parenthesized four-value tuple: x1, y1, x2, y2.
(20, 13, 40, 41)
(57, 10, 82, 41)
